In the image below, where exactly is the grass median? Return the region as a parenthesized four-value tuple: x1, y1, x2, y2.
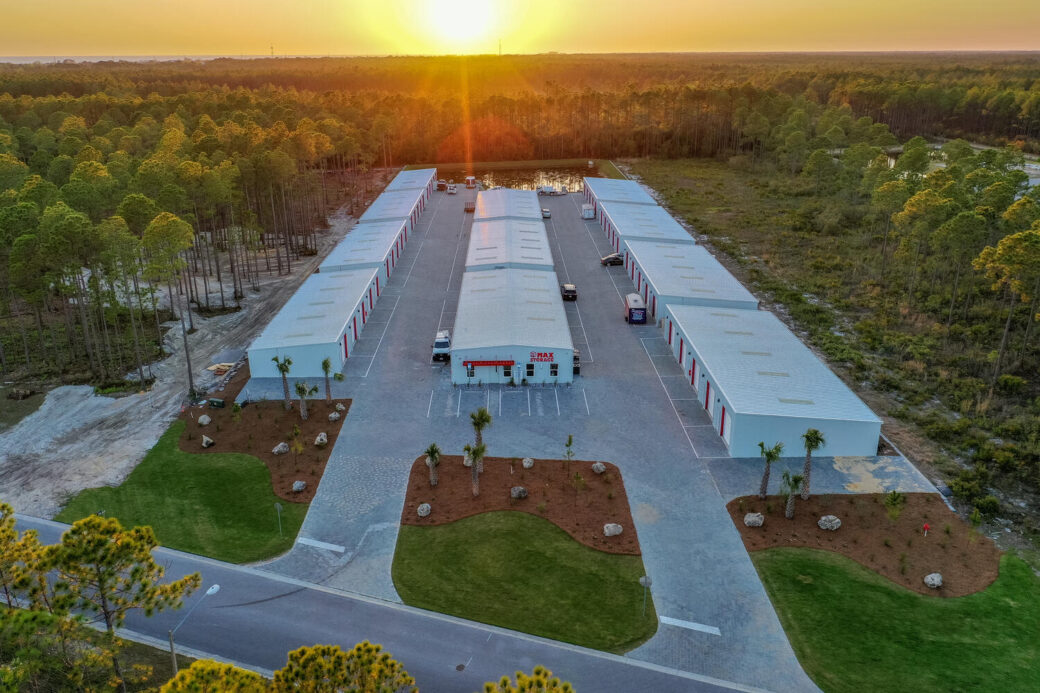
(56, 420, 306, 564)
(392, 511, 657, 653)
(752, 548, 1040, 693)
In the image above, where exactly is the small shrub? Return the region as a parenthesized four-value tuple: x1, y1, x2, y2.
(898, 552, 908, 575)
(944, 523, 952, 535)
(536, 502, 546, 514)
(907, 538, 913, 548)
(883, 538, 892, 548)
(765, 502, 774, 514)
(973, 495, 1000, 516)
(607, 490, 615, 500)
(884, 490, 906, 521)
(969, 508, 982, 528)
(215, 424, 222, 433)
(738, 499, 746, 513)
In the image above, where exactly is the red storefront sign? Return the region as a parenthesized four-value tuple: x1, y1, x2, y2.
(463, 360, 515, 367)
(529, 352, 555, 362)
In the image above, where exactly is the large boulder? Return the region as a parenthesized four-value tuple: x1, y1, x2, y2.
(272, 441, 290, 455)
(328, 411, 341, 422)
(924, 572, 943, 589)
(603, 523, 623, 537)
(201, 435, 214, 448)
(744, 512, 765, 528)
(335, 403, 346, 412)
(417, 503, 431, 518)
(591, 462, 607, 475)
(314, 432, 328, 448)
(521, 457, 534, 469)
(817, 515, 842, 531)
(291, 480, 306, 493)
(198, 414, 212, 426)
(510, 486, 528, 500)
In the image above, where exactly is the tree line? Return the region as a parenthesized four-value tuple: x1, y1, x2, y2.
(0, 85, 387, 386)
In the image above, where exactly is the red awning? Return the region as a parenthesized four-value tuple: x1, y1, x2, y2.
(463, 360, 515, 367)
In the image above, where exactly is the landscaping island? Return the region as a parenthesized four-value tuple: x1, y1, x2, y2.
(57, 365, 349, 562)
(393, 454, 656, 652)
(729, 492, 1039, 692)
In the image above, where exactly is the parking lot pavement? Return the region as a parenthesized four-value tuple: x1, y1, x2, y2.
(248, 190, 819, 690)
(706, 454, 938, 501)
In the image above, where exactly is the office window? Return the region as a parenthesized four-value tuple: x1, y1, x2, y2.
(526, 363, 535, 378)
(503, 365, 512, 378)
(549, 363, 559, 377)
(466, 365, 475, 378)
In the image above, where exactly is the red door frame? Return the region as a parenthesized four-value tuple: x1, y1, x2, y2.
(667, 321, 673, 345)
(690, 358, 696, 386)
(679, 338, 684, 365)
(352, 316, 358, 341)
(368, 288, 373, 310)
(343, 338, 348, 359)
(720, 406, 727, 437)
(705, 381, 711, 410)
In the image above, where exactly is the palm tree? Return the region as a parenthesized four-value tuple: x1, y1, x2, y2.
(425, 443, 441, 487)
(321, 357, 344, 404)
(272, 355, 293, 411)
(800, 428, 826, 500)
(758, 441, 784, 499)
(467, 442, 486, 497)
(294, 381, 318, 421)
(470, 407, 492, 448)
(781, 470, 804, 519)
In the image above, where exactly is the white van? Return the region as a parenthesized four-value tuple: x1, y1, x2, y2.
(432, 330, 451, 361)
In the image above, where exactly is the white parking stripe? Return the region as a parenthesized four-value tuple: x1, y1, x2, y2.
(660, 616, 721, 636)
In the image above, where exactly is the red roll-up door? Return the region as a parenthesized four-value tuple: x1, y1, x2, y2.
(668, 321, 673, 345)
(705, 381, 711, 410)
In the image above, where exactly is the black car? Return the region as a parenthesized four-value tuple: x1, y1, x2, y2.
(600, 253, 623, 266)
(560, 283, 577, 300)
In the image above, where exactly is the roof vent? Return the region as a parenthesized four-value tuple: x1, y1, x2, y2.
(778, 398, 814, 405)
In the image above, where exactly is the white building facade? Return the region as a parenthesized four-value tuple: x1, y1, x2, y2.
(450, 269, 574, 385)
(662, 305, 881, 458)
(247, 268, 381, 379)
(623, 240, 759, 320)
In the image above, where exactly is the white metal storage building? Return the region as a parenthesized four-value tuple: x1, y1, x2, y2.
(466, 219, 554, 272)
(319, 219, 407, 284)
(360, 188, 427, 233)
(662, 305, 881, 458)
(598, 200, 695, 252)
(474, 189, 543, 221)
(623, 240, 759, 320)
(583, 177, 657, 215)
(247, 268, 381, 379)
(385, 168, 437, 201)
(450, 269, 574, 385)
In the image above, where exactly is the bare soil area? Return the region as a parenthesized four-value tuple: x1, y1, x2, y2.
(176, 365, 349, 503)
(728, 493, 1002, 597)
(401, 456, 641, 555)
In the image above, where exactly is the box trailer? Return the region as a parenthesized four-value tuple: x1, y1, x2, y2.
(581, 203, 595, 220)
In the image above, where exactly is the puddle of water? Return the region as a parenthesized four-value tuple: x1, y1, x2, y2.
(439, 164, 600, 192)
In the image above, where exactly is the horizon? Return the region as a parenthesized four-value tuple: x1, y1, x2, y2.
(4, 0, 1040, 56)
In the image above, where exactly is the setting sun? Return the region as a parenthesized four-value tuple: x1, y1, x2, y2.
(423, 0, 498, 51)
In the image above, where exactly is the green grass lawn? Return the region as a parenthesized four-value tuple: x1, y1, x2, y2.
(753, 548, 1040, 693)
(56, 421, 307, 564)
(392, 512, 657, 653)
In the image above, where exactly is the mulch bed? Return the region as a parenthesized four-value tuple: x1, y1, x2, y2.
(401, 456, 641, 555)
(728, 493, 1002, 597)
(177, 365, 350, 503)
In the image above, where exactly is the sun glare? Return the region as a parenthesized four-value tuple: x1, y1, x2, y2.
(425, 0, 496, 50)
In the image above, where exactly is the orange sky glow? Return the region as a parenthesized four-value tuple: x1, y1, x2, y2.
(2, 0, 1039, 57)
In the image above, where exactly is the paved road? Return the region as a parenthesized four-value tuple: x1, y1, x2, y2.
(15, 514, 766, 693)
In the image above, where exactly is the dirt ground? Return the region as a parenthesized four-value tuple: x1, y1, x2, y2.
(727, 493, 1002, 597)
(0, 171, 397, 518)
(176, 365, 349, 503)
(401, 455, 641, 555)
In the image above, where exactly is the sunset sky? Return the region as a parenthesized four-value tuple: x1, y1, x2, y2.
(2, 0, 1039, 57)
